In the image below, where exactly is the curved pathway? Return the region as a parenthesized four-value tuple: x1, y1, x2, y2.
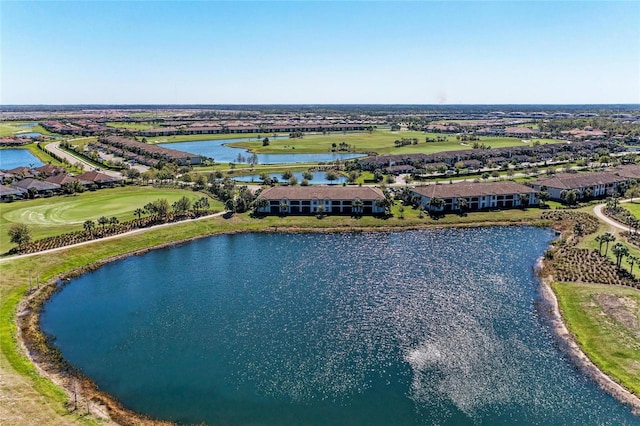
(0, 211, 226, 263)
(593, 199, 635, 232)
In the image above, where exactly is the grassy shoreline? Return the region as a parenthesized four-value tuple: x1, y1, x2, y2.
(1, 211, 639, 424)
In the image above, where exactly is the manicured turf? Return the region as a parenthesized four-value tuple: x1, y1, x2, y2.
(106, 122, 155, 131)
(147, 133, 278, 143)
(553, 282, 640, 396)
(0, 186, 221, 252)
(621, 201, 640, 219)
(228, 130, 556, 155)
(0, 122, 54, 137)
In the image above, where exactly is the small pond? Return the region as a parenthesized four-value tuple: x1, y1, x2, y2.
(158, 137, 365, 164)
(234, 171, 348, 185)
(0, 149, 44, 170)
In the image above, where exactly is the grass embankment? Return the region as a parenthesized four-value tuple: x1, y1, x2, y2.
(229, 130, 556, 155)
(0, 186, 221, 252)
(553, 282, 640, 396)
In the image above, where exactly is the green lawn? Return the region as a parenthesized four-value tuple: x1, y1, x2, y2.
(147, 133, 279, 144)
(0, 122, 54, 137)
(106, 122, 155, 131)
(621, 201, 640, 219)
(0, 186, 221, 252)
(553, 282, 640, 396)
(228, 130, 556, 155)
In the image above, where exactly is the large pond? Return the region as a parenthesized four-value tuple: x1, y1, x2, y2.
(41, 228, 638, 425)
(0, 149, 44, 170)
(158, 137, 364, 164)
(234, 171, 348, 185)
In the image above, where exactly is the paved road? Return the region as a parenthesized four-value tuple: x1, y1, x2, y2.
(0, 211, 226, 263)
(46, 141, 122, 178)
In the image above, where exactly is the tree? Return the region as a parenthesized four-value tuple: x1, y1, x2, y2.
(538, 191, 550, 207)
(611, 242, 629, 269)
(325, 170, 339, 184)
(428, 197, 445, 212)
(251, 197, 269, 214)
(134, 208, 145, 221)
(595, 235, 605, 255)
(456, 198, 468, 215)
(152, 198, 170, 218)
(518, 193, 529, 209)
(98, 216, 109, 231)
(262, 137, 270, 146)
(302, 170, 314, 181)
(109, 216, 119, 228)
(83, 220, 95, 236)
(193, 197, 210, 213)
(224, 198, 236, 214)
(172, 196, 192, 214)
(8, 223, 31, 249)
(602, 232, 616, 256)
(281, 170, 293, 180)
(628, 255, 639, 275)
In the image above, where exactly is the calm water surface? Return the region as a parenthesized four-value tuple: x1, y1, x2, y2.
(0, 149, 44, 169)
(158, 138, 364, 164)
(41, 228, 638, 425)
(234, 171, 348, 185)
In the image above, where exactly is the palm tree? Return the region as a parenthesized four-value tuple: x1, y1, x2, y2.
(628, 255, 639, 275)
(595, 235, 605, 255)
(611, 242, 629, 269)
(134, 208, 145, 221)
(83, 220, 95, 236)
(279, 200, 289, 214)
(109, 216, 119, 228)
(456, 198, 468, 215)
(98, 216, 109, 231)
(603, 232, 616, 256)
(428, 197, 445, 212)
(518, 193, 529, 209)
(352, 198, 363, 214)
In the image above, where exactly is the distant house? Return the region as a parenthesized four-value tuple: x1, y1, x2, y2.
(45, 174, 87, 186)
(34, 164, 65, 177)
(385, 164, 415, 175)
(0, 184, 24, 201)
(11, 178, 61, 196)
(256, 186, 387, 215)
(612, 165, 640, 181)
(75, 171, 122, 187)
(4, 167, 35, 179)
(411, 181, 538, 212)
(530, 172, 626, 201)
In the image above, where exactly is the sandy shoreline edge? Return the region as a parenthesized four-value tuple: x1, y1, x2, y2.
(535, 257, 640, 416)
(14, 224, 640, 425)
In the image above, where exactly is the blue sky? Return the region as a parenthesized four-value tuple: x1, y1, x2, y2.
(1, 1, 639, 104)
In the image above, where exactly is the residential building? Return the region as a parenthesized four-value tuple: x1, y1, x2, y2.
(411, 181, 538, 212)
(530, 172, 626, 200)
(256, 186, 387, 215)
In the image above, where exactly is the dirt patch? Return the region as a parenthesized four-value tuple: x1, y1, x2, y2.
(594, 294, 640, 336)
